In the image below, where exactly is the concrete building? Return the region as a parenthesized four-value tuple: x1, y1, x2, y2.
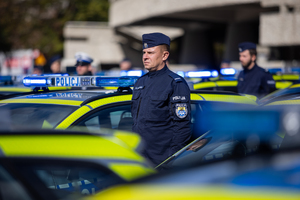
(63, 0, 300, 72)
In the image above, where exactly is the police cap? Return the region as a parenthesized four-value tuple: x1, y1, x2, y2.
(142, 32, 170, 49)
(75, 52, 93, 66)
(238, 42, 256, 52)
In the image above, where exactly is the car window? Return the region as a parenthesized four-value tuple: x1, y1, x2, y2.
(0, 165, 33, 200)
(15, 162, 122, 197)
(0, 103, 77, 130)
(73, 103, 200, 132)
(74, 104, 133, 132)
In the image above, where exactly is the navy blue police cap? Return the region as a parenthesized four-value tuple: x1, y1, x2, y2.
(75, 52, 93, 66)
(142, 32, 170, 49)
(238, 42, 256, 52)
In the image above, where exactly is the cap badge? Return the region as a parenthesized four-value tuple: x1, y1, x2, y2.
(239, 48, 242, 52)
(144, 43, 148, 48)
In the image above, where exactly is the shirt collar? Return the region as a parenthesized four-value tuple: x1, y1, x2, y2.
(148, 64, 168, 77)
(245, 63, 258, 72)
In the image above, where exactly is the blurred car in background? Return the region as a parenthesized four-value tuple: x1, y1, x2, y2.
(259, 83, 300, 106)
(86, 146, 300, 200)
(186, 69, 293, 94)
(0, 129, 155, 199)
(82, 107, 300, 200)
(156, 106, 284, 170)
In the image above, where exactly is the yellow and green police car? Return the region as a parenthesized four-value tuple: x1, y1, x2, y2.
(0, 75, 257, 132)
(0, 129, 155, 199)
(190, 69, 293, 92)
(85, 146, 300, 200)
(259, 83, 300, 106)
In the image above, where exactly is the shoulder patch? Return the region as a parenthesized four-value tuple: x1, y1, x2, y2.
(168, 73, 182, 83)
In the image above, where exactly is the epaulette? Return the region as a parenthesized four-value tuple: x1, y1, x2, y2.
(168, 73, 182, 83)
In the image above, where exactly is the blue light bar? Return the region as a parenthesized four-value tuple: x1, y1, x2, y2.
(176, 71, 185, 78)
(220, 68, 236, 76)
(95, 76, 139, 87)
(23, 76, 139, 88)
(186, 70, 219, 78)
(291, 67, 300, 73)
(55, 76, 95, 87)
(23, 76, 52, 87)
(0, 76, 13, 83)
(268, 68, 282, 74)
(120, 70, 143, 77)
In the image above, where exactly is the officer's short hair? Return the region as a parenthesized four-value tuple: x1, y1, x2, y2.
(249, 49, 257, 57)
(160, 44, 170, 53)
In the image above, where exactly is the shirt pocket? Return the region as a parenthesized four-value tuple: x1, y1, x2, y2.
(148, 94, 169, 121)
(131, 91, 141, 118)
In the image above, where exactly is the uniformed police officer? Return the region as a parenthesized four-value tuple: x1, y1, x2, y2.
(237, 42, 276, 98)
(75, 52, 94, 76)
(131, 32, 191, 166)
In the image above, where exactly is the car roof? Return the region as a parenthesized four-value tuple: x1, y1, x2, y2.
(191, 90, 257, 105)
(0, 89, 257, 105)
(0, 90, 130, 106)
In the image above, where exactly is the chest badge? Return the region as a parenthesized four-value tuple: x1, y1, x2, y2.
(239, 78, 244, 81)
(176, 103, 188, 119)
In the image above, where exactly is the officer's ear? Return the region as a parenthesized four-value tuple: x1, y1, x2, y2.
(251, 54, 256, 62)
(162, 51, 169, 61)
(88, 64, 92, 72)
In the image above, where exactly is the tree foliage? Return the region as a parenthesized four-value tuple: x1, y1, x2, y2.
(0, 0, 109, 57)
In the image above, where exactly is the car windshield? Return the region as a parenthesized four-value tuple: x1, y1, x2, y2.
(0, 103, 77, 130)
(259, 87, 300, 104)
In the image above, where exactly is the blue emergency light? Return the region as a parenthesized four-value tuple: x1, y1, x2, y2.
(95, 76, 139, 87)
(176, 71, 185, 78)
(0, 76, 14, 85)
(291, 67, 300, 73)
(220, 68, 236, 76)
(23, 76, 52, 87)
(120, 70, 144, 77)
(0, 76, 13, 82)
(268, 68, 282, 74)
(185, 70, 219, 78)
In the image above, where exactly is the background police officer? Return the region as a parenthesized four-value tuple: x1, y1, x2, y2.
(131, 32, 191, 166)
(75, 52, 94, 76)
(237, 42, 275, 98)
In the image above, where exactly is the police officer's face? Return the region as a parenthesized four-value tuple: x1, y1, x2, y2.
(76, 64, 91, 75)
(239, 50, 255, 69)
(143, 46, 169, 72)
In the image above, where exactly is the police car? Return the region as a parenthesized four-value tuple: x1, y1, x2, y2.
(89, 147, 300, 200)
(270, 68, 300, 84)
(0, 129, 155, 199)
(0, 75, 257, 132)
(85, 108, 299, 200)
(156, 106, 283, 170)
(187, 69, 292, 92)
(259, 83, 300, 106)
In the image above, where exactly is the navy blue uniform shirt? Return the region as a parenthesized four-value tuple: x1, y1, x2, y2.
(131, 65, 191, 165)
(237, 64, 276, 98)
